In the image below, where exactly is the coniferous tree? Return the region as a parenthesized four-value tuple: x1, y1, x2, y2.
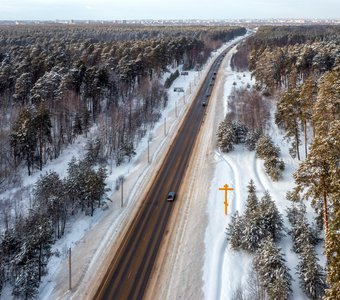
(256, 135, 285, 181)
(255, 135, 279, 160)
(226, 211, 244, 250)
(10, 108, 36, 175)
(33, 171, 66, 239)
(217, 118, 235, 153)
(294, 120, 340, 236)
(298, 76, 317, 157)
(275, 88, 302, 160)
(297, 243, 326, 300)
(253, 237, 292, 300)
(13, 212, 53, 299)
(258, 191, 284, 243)
(233, 121, 248, 144)
(32, 105, 52, 170)
(325, 196, 340, 299)
(245, 129, 262, 151)
(244, 179, 258, 217)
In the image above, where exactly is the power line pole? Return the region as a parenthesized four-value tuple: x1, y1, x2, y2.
(148, 134, 153, 164)
(120, 176, 124, 207)
(164, 117, 167, 136)
(69, 247, 72, 290)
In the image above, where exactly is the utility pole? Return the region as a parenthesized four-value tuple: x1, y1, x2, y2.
(148, 134, 153, 164)
(164, 117, 167, 136)
(148, 139, 150, 163)
(69, 247, 72, 290)
(218, 183, 234, 215)
(119, 176, 125, 207)
(175, 101, 178, 117)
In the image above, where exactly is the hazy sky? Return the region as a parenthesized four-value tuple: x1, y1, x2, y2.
(1, 0, 340, 20)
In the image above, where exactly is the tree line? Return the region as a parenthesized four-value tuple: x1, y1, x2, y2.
(245, 25, 340, 299)
(0, 25, 245, 187)
(0, 156, 108, 298)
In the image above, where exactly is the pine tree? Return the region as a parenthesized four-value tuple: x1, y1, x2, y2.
(253, 237, 292, 300)
(286, 202, 319, 254)
(13, 72, 32, 106)
(33, 171, 66, 239)
(226, 211, 244, 250)
(13, 259, 40, 299)
(324, 142, 340, 299)
(10, 108, 36, 175)
(258, 191, 284, 243)
(32, 105, 52, 170)
(233, 121, 248, 144)
(65, 158, 109, 216)
(294, 120, 339, 236)
(245, 129, 262, 151)
(256, 135, 285, 181)
(286, 202, 305, 227)
(217, 119, 235, 153)
(298, 76, 317, 157)
(255, 135, 279, 160)
(275, 88, 301, 160)
(13, 212, 53, 299)
(297, 243, 326, 299)
(244, 179, 258, 217)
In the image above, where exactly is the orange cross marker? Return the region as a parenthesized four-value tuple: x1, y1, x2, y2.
(218, 183, 234, 215)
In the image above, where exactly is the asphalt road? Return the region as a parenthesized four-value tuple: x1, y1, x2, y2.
(94, 44, 234, 300)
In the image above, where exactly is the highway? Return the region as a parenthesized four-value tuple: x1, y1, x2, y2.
(94, 43, 235, 300)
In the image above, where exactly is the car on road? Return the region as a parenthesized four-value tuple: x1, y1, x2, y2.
(167, 191, 176, 201)
(202, 101, 207, 107)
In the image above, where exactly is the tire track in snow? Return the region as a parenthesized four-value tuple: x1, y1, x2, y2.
(252, 152, 266, 193)
(211, 150, 241, 300)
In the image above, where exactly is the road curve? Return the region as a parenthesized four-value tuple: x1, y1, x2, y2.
(94, 42, 237, 300)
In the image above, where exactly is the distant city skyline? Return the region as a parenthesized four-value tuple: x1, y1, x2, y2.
(1, 0, 340, 21)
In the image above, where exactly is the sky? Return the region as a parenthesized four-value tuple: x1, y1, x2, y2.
(1, 0, 340, 20)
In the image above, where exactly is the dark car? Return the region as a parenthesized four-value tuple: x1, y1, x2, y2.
(167, 191, 176, 201)
(202, 101, 207, 107)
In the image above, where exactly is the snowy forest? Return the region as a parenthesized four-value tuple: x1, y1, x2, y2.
(0, 24, 246, 298)
(217, 25, 340, 299)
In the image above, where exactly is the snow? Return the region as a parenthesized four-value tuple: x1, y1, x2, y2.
(0, 29, 325, 300)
